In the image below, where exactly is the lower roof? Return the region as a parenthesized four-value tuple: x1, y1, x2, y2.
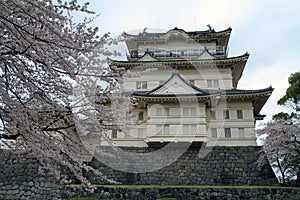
(129, 71, 273, 116)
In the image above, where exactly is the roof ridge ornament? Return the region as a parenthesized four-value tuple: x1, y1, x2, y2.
(207, 24, 214, 32)
(143, 27, 148, 34)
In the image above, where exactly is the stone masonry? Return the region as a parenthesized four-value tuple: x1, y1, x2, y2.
(87, 145, 278, 186)
(0, 145, 292, 200)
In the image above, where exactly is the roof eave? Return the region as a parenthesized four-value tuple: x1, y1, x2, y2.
(108, 53, 250, 68)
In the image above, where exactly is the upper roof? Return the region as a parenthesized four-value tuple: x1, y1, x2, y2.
(123, 27, 232, 52)
(122, 27, 232, 46)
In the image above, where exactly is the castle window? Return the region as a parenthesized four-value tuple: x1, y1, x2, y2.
(138, 111, 144, 120)
(165, 108, 169, 115)
(157, 108, 169, 116)
(157, 108, 162, 116)
(136, 81, 147, 89)
(207, 80, 219, 88)
(183, 107, 196, 116)
(138, 129, 144, 138)
(210, 110, 216, 120)
(211, 128, 217, 138)
(238, 128, 245, 138)
(225, 128, 231, 138)
(183, 108, 189, 116)
(183, 124, 197, 135)
(223, 110, 230, 119)
(156, 125, 169, 135)
(124, 133, 129, 138)
(237, 110, 243, 119)
(112, 130, 117, 138)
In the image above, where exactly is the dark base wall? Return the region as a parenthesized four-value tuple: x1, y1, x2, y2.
(88, 145, 278, 186)
(0, 145, 285, 199)
(63, 186, 300, 200)
(0, 150, 60, 200)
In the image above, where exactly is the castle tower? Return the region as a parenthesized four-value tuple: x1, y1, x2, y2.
(107, 27, 273, 147)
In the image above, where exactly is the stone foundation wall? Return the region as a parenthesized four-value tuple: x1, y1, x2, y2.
(0, 146, 286, 199)
(0, 150, 61, 200)
(88, 145, 278, 186)
(62, 186, 300, 200)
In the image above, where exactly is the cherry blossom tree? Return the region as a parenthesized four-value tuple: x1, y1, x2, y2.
(257, 120, 300, 185)
(258, 71, 300, 185)
(0, 0, 122, 185)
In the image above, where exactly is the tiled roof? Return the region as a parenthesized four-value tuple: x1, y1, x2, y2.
(123, 27, 232, 37)
(132, 87, 273, 97)
(109, 52, 249, 64)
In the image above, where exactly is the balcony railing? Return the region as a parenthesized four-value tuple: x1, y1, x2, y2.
(127, 46, 228, 60)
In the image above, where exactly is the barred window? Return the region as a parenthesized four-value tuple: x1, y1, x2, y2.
(138, 111, 144, 120)
(138, 129, 144, 138)
(211, 110, 216, 120)
(183, 125, 197, 135)
(157, 108, 169, 116)
(183, 107, 196, 116)
(225, 128, 231, 138)
(207, 80, 219, 88)
(223, 110, 230, 119)
(238, 128, 245, 138)
(156, 125, 169, 135)
(136, 81, 147, 89)
(112, 130, 117, 138)
(211, 128, 217, 138)
(237, 110, 243, 119)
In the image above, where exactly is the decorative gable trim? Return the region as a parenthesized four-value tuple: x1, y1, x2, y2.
(134, 71, 209, 97)
(137, 52, 160, 62)
(192, 48, 217, 60)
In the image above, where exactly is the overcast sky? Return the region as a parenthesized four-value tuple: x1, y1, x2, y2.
(82, 0, 300, 123)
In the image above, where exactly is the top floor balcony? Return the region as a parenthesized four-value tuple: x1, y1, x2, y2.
(127, 46, 228, 60)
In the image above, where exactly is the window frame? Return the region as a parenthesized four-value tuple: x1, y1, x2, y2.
(156, 125, 170, 135)
(237, 110, 243, 119)
(182, 107, 196, 116)
(238, 128, 245, 138)
(157, 107, 169, 116)
(223, 110, 230, 119)
(136, 81, 147, 89)
(138, 111, 144, 120)
(138, 128, 144, 138)
(112, 130, 117, 138)
(211, 110, 216, 120)
(183, 124, 197, 135)
(225, 128, 231, 138)
(207, 79, 219, 88)
(211, 128, 218, 138)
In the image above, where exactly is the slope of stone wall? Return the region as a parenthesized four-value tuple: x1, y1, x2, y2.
(87, 145, 278, 186)
(0, 145, 281, 199)
(0, 150, 60, 200)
